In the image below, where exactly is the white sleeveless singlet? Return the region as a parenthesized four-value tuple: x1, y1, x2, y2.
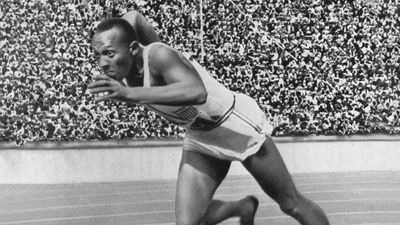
(142, 42, 235, 130)
(135, 42, 273, 161)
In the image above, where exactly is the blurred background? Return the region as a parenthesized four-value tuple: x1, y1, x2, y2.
(0, 0, 399, 146)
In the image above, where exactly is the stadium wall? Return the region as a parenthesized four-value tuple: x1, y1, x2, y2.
(1, 135, 400, 184)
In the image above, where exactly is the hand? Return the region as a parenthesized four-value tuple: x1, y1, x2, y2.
(88, 75, 128, 102)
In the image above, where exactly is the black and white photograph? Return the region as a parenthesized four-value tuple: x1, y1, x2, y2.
(1, 0, 400, 224)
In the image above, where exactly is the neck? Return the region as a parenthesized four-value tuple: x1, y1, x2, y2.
(126, 44, 145, 87)
(126, 61, 144, 87)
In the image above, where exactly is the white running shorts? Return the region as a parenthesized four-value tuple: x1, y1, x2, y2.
(183, 93, 273, 161)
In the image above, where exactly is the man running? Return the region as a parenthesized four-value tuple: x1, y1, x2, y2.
(88, 17, 330, 225)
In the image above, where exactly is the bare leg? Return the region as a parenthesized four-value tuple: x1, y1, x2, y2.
(175, 150, 259, 225)
(203, 196, 259, 225)
(242, 136, 330, 225)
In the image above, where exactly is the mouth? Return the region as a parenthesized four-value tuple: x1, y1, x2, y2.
(104, 71, 114, 76)
(106, 73, 121, 81)
(105, 71, 117, 79)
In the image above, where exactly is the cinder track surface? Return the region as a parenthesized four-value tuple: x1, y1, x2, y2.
(1, 172, 400, 225)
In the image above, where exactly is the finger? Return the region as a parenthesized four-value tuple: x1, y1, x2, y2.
(88, 80, 110, 89)
(93, 75, 111, 81)
(94, 92, 118, 102)
(89, 86, 112, 94)
(90, 71, 101, 80)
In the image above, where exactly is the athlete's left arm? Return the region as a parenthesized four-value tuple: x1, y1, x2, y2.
(121, 10, 161, 45)
(89, 46, 208, 106)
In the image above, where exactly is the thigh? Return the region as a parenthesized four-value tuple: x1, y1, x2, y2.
(175, 150, 231, 224)
(242, 136, 298, 203)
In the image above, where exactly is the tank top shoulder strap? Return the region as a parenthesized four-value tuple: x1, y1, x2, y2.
(142, 42, 170, 88)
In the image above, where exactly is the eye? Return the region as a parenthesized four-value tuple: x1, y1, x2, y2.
(106, 51, 114, 58)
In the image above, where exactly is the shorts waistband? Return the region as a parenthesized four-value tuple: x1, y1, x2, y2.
(188, 95, 236, 131)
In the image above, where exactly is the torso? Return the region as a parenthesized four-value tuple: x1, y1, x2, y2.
(133, 42, 235, 130)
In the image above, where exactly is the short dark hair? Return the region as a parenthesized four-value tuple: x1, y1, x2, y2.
(95, 18, 137, 45)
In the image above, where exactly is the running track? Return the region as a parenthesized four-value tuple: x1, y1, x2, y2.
(1, 172, 400, 225)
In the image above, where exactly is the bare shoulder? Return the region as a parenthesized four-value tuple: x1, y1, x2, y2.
(148, 44, 179, 67)
(146, 43, 194, 81)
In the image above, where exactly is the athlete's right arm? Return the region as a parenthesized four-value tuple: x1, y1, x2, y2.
(123, 45, 208, 106)
(88, 45, 207, 106)
(122, 10, 161, 45)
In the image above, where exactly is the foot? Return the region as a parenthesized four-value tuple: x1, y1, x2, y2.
(239, 195, 259, 225)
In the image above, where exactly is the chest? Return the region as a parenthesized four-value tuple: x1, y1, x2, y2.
(126, 64, 163, 87)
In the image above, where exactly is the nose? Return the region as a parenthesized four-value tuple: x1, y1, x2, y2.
(98, 56, 110, 71)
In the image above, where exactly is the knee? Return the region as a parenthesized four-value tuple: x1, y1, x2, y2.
(278, 194, 303, 218)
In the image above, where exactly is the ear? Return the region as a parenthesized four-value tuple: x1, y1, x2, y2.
(129, 41, 140, 55)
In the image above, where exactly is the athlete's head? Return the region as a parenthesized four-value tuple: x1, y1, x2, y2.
(92, 18, 138, 81)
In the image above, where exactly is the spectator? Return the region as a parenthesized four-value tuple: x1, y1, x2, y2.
(1, 0, 399, 146)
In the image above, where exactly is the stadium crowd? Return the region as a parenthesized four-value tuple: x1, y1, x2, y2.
(0, 0, 399, 145)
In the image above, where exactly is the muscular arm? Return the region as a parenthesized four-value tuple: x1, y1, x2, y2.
(124, 46, 207, 105)
(89, 45, 207, 106)
(122, 10, 161, 45)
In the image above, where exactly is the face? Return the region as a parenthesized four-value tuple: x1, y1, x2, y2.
(92, 27, 133, 81)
